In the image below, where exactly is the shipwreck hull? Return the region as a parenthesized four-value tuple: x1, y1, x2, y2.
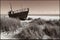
(8, 8, 29, 20)
(8, 11, 28, 20)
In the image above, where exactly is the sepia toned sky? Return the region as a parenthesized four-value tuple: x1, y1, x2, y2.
(1, 0, 59, 16)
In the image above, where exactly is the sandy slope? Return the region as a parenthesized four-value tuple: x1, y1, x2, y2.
(1, 16, 60, 39)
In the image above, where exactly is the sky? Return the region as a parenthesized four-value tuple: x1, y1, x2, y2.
(1, 0, 59, 16)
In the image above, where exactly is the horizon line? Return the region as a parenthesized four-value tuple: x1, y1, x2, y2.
(1, 14, 59, 16)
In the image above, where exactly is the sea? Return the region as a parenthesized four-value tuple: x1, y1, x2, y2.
(27, 16, 59, 20)
(2, 15, 59, 20)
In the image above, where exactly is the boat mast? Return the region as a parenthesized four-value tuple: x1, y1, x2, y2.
(21, 1, 24, 11)
(9, 2, 13, 11)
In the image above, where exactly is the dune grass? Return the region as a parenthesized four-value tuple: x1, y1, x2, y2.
(0, 16, 60, 39)
(0, 16, 21, 33)
(13, 18, 60, 39)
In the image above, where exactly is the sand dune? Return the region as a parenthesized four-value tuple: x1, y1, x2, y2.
(0, 16, 60, 39)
